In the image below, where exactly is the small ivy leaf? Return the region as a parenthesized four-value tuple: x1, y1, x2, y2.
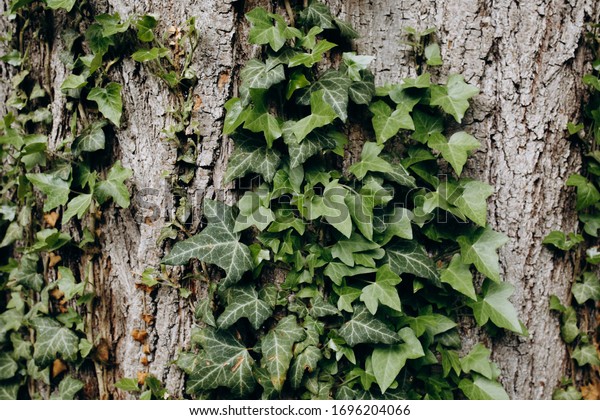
(469, 279, 523, 334)
(0, 353, 18, 380)
(30, 229, 71, 252)
(135, 14, 158, 42)
(439, 346, 462, 377)
(26, 172, 70, 212)
(223, 97, 250, 135)
(425, 43, 443, 66)
(46, 0, 76, 12)
(309, 296, 340, 317)
(330, 232, 383, 267)
(460, 343, 493, 379)
(553, 386, 582, 400)
(186, 328, 256, 397)
(95, 13, 130, 37)
(224, 134, 281, 183)
(324, 263, 376, 287)
(194, 297, 217, 328)
(349, 142, 392, 180)
(566, 174, 600, 211)
(234, 190, 275, 232)
(131, 47, 169, 62)
(94, 160, 132, 208)
(572, 343, 600, 367)
(284, 128, 342, 168)
(407, 314, 456, 337)
(246, 7, 288, 52)
(217, 286, 272, 330)
(542, 231, 585, 251)
(298, 70, 351, 122)
(292, 90, 338, 142)
(286, 70, 311, 100)
(440, 254, 476, 300)
(560, 307, 579, 344)
(430, 74, 479, 123)
(428, 131, 480, 176)
(385, 240, 440, 282)
(342, 52, 375, 82)
(243, 89, 283, 147)
(459, 375, 509, 400)
(289, 346, 322, 389)
(0, 382, 19, 400)
(58, 376, 84, 400)
(360, 265, 402, 315)
(300, 1, 335, 29)
(548, 295, 566, 313)
(579, 212, 600, 237)
(0, 222, 22, 248)
(349, 80, 375, 105)
(454, 180, 493, 227)
(583, 74, 600, 91)
(339, 305, 400, 346)
(370, 100, 414, 144)
(571, 272, 600, 304)
(372, 327, 424, 393)
(115, 377, 140, 392)
(411, 110, 444, 144)
(374, 207, 414, 245)
(458, 226, 508, 283)
(60, 74, 87, 91)
(289, 39, 337, 68)
(334, 17, 360, 39)
(87, 82, 122, 127)
(262, 315, 306, 392)
(163, 200, 253, 288)
(30, 317, 79, 366)
(85, 24, 114, 56)
(57, 266, 85, 301)
(240, 59, 286, 90)
(73, 120, 106, 154)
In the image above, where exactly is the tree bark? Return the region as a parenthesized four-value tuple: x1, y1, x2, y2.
(2, 0, 598, 399)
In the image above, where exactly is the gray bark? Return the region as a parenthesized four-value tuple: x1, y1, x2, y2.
(2, 0, 598, 399)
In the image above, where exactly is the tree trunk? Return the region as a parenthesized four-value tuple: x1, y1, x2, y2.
(2, 0, 598, 400)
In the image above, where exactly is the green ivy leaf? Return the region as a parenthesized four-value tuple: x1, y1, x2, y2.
(234, 190, 275, 232)
(115, 377, 140, 392)
(246, 7, 289, 52)
(292, 90, 338, 142)
(94, 160, 132, 208)
(300, 1, 335, 29)
(61, 74, 87, 91)
(330, 232, 383, 267)
(217, 286, 272, 330)
(131, 47, 168, 62)
(298, 70, 351, 121)
(560, 306, 579, 343)
(240, 59, 285, 90)
(73, 120, 106, 153)
(162, 200, 253, 287)
(542, 231, 584, 251)
(349, 80, 375, 104)
(187, 328, 256, 397)
(62, 194, 92, 224)
(289, 39, 337, 68)
(338, 304, 400, 346)
(372, 327, 424, 393)
(286, 70, 311, 100)
(289, 346, 322, 389)
(334, 17, 360, 39)
(370, 100, 414, 144)
(225, 135, 281, 183)
(470, 279, 523, 334)
(25, 172, 70, 212)
(46, 0, 76, 12)
(460, 344, 493, 379)
(285, 129, 342, 168)
(553, 386, 582, 400)
(262, 315, 306, 392)
(440, 254, 476, 300)
(0, 383, 19, 400)
(458, 226, 508, 282)
(407, 314, 456, 337)
(360, 265, 402, 315)
(95, 13, 130, 37)
(57, 266, 85, 301)
(349, 142, 392, 180)
(30, 317, 79, 366)
(425, 43, 443, 66)
(385, 240, 439, 282)
(243, 89, 283, 147)
(430, 74, 479, 123)
(324, 263, 376, 286)
(572, 343, 600, 367)
(0, 353, 18, 380)
(566, 174, 600, 211)
(459, 375, 509, 400)
(571, 272, 600, 304)
(58, 376, 84, 400)
(453, 180, 493, 227)
(87, 82, 122, 127)
(412, 110, 444, 143)
(428, 132, 480, 176)
(135, 14, 158, 42)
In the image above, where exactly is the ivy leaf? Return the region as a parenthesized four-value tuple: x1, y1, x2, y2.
(285, 129, 342, 168)
(57, 266, 85, 301)
(412, 110, 444, 143)
(131, 47, 168, 62)
(30, 317, 79, 366)
(425, 43, 443, 66)
(571, 272, 600, 304)
(95, 13, 130, 37)
(440, 254, 476, 300)
(338, 304, 400, 346)
(385, 240, 440, 282)
(371, 327, 424, 393)
(246, 8, 288, 52)
(243, 89, 283, 147)
(61, 74, 87, 91)
(0, 353, 18, 380)
(428, 132, 480, 176)
(73, 120, 106, 153)
(349, 142, 392, 180)
(240, 59, 285, 90)
(163, 200, 253, 287)
(87, 82, 122, 127)
(234, 190, 275, 232)
(334, 17, 360, 39)
(407, 314, 456, 337)
(114, 378, 140, 392)
(46, 0, 76, 12)
(330, 232, 383, 267)
(262, 316, 306, 392)
(135, 15, 158, 42)
(223, 98, 250, 135)
(454, 180, 493, 227)
(370, 100, 414, 144)
(343, 52, 375, 82)
(349, 80, 375, 104)
(458, 226, 508, 282)
(289, 346, 322, 389)
(324, 263, 376, 286)
(25, 173, 70, 212)
(542, 231, 585, 251)
(187, 328, 256, 397)
(292, 90, 338, 142)
(286, 70, 311, 100)
(94, 160, 132, 208)
(572, 343, 600, 367)
(553, 387, 582, 400)
(298, 70, 351, 121)
(566, 174, 600, 211)
(0, 383, 19, 400)
(460, 344, 493, 379)
(300, 1, 335, 29)
(374, 207, 413, 245)
(58, 376, 84, 400)
(360, 265, 402, 315)
(289, 40, 337, 68)
(459, 375, 509, 400)
(225, 135, 281, 183)
(430, 74, 479, 123)
(217, 286, 271, 330)
(470, 279, 523, 334)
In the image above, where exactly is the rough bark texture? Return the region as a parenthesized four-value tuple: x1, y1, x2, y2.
(2, 0, 599, 400)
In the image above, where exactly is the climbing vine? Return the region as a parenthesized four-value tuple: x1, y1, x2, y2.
(544, 22, 600, 400)
(162, 1, 525, 400)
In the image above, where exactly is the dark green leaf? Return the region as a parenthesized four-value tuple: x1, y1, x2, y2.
(566, 174, 600, 211)
(385, 240, 439, 282)
(470, 279, 523, 334)
(430, 74, 479, 123)
(338, 305, 400, 346)
(94, 160, 132, 208)
(458, 226, 508, 282)
(262, 316, 306, 391)
(459, 375, 509, 400)
(87, 82, 122, 127)
(31, 317, 79, 366)
(217, 286, 271, 329)
(571, 272, 600, 304)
